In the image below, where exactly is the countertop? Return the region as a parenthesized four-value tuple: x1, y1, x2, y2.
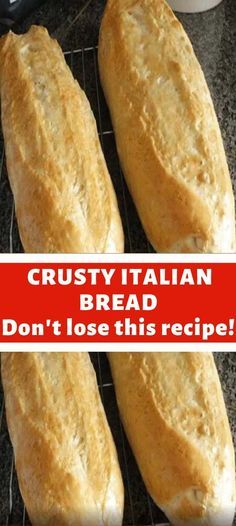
(0, 352, 235, 526)
(0, 0, 236, 252)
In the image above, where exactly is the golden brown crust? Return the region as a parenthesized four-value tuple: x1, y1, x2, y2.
(0, 26, 124, 253)
(98, 0, 235, 253)
(108, 352, 236, 525)
(1, 352, 124, 526)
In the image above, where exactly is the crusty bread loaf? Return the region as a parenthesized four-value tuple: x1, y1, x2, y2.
(98, 0, 236, 253)
(1, 352, 124, 526)
(0, 26, 124, 253)
(108, 352, 236, 525)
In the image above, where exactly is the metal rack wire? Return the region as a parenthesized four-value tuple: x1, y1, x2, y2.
(0, 356, 235, 525)
(0, 45, 154, 254)
(0, 353, 168, 526)
(0, 42, 235, 526)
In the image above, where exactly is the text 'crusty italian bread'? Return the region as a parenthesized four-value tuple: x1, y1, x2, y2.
(98, 0, 236, 253)
(1, 352, 124, 526)
(0, 26, 124, 253)
(108, 352, 236, 526)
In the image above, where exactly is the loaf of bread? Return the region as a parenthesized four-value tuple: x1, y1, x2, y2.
(98, 0, 236, 253)
(0, 26, 124, 253)
(108, 352, 236, 525)
(1, 352, 124, 526)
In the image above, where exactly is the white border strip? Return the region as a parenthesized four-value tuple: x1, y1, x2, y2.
(0, 253, 235, 263)
(0, 343, 235, 351)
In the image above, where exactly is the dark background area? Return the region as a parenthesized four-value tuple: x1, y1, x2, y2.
(0, 0, 236, 252)
(0, 352, 235, 526)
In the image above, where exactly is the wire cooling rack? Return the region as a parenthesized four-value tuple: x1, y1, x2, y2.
(0, 45, 155, 254)
(0, 353, 168, 526)
(0, 26, 235, 526)
(0, 352, 235, 526)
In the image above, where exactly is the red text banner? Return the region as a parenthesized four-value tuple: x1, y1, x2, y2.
(0, 255, 235, 347)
